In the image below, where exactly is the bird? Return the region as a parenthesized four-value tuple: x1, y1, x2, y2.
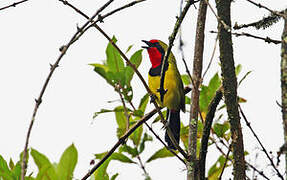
(142, 39, 185, 150)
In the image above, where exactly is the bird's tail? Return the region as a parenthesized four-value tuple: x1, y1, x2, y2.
(165, 109, 180, 150)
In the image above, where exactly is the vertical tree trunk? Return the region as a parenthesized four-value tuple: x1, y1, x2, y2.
(215, 0, 246, 179)
(280, 10, 287, 180)
(187, 1, 207, 179)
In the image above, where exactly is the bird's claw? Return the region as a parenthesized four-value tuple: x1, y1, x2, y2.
(150, 94, 157, 104)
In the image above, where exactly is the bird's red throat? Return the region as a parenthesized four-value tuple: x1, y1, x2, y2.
(147, 47, 162, 68)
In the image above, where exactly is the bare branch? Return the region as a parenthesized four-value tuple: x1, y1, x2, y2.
(204, 0, 230, 31)
(218, 143, 232, 179)
(202, 34, 218, 79)
(239, 105, 284, 179)
(216, 0, 246, 178)
(144, 122, 185, 164)
(210, 30, 282, 44)
(0, 0, 28, 11)
(187, 0, 208, 179)
(211, 137, 270, 180)
(245, 0, 287, 19)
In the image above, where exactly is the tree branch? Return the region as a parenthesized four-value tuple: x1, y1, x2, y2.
(198, 88, 223, 179)
(215, 0, 246, 178)
(239, 105, 284, 179)
(233, 11, 283, 30)
(245, 0, 287, 19)
(0, 0, 28, 11)
(187, 0, 208, 179)
(218, 142, 232, 180)
(210, 30, 282, 44)
(20, 1, 115, 179)
(280, 10, 287, 179)
(202, 34, 218, 79)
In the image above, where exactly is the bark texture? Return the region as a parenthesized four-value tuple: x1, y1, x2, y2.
(215, 0, 246, 179)
(187, 1, 207, 179)
(281, 11, 287, 180)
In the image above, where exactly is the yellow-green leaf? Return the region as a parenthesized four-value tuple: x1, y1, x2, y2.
(146, 147, 175, 163)
(56, 144, 78, 180)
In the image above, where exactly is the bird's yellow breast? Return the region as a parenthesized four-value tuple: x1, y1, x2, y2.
(148, 61, 183, 110)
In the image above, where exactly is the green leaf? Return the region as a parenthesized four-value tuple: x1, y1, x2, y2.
(126, 45, 133, 53)
(181, 74, 191, 85)
(208, 73, 221, 94)
(146, 147, 174, 163)
(185, 96, 191, 104)
(199, 85, 209, 113)
(114, 106, 127, 138)
(11, 163, 21, 178)
(235, 64, 242, 76)
(30, 148, 57, 180)
(119, 145, 138, 158)
(129, 120, 143, 147)
(106, 36, 125, 73)
(199, 73, 221, 113)
(95, 152, 135, 164)
(90, 63, 114, 86)
(213, 121, 230, 138)
(138, 94, 149, 114)
(125, 50, 143, 86)
(56, 144, 78, 180)
(133, 110, 144, 117)
(8, 159, 14, 170)
(110, 153, 135, 164)
(139, 133, 153, 154)
(110, 173, 119, 180)
(208, 155, 228, 179)
(0, 155, 13, 179)
(94, 158, 110, 180)
(93, 109, 116, 119)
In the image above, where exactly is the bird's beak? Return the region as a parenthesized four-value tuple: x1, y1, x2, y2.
(141, 40, 152, 49)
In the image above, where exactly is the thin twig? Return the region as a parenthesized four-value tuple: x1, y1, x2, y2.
(81, 109, 157, 180)
(136, 155, 150, 177)
(204, 0, 230, 31)
(211, 137, 270, 180)
(245, 0, 287, 19)
(210, 30, 282, 44)
(0, 0, 28, 11)
(144, 122, 185, 164)
(202, 34, 218, 79)
(239, 105, 284, 179)
(218, 143, 232, 180)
